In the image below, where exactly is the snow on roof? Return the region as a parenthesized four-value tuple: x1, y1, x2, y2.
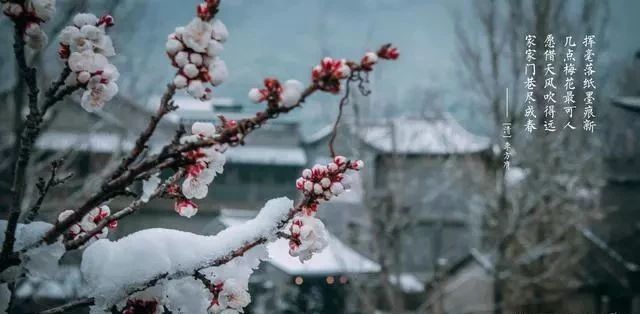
(359, 116, 490, 155)
(36, 131, 134, 154)
(212, 97, 235, 106)
(389, 273, 425, 293)
(226, 146, 307, 166)
(218, 211, 380, 276)
(613, 96, 640, 112)
(303, 124, 334, 144)
(35, 131, 306, 166)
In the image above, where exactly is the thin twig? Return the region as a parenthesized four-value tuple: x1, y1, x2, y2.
(23, 159, 73, 223)
(37, 297, 95, 314)
(328, 74, 354, 157)
(65, 170, 185, 250)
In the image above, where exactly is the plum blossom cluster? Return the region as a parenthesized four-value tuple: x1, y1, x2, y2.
(248, 78, 305, 108)
(2, 0, 56, 49)
(311, 57, 352, 94)
(208, 278, 251, 314)
(312, 44, 400, 93)
(173, 122, 226, 217)
(295, 156, 362, 202)
(59, 13, 119, 112)
(57, 205, 117, 243)
(359, 44, 400, 72)
(166, 14, 229, 100)
(289, 214, 329, 263)
(290, 156, 363, 262)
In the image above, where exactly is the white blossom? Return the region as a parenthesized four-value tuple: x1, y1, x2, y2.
(218, 279, 250, 311)
(179, 124, 226, 202)
(182, 18, 213, 53)
(29, 0, 56, 21)
(330, 182, 344, 195)
(248, 88, 263, 103)
(207, 39, 224, 57)
(174, 51, 189, 67)
(183, 63, 199, 79)
(165, 38, 183, 56)
(281, 79, 304, 106)
(191, 122, 216, 138)
(363, 51, 378, 64)
(209, 58, 228, 86)
(212, 19, 229, 43)
(187, 80, 206, 99)
(68, 50, 108, 73)
(182, 174, 210, 199)
(73, 13, 98, 27)
(173, 74, 188, 89)
(81, 80, 118, 112)
(24, 23, 48, 50)
(175, 199, 198, 218)
(289, 215, 329, 262)
(187, 53, 202, 66)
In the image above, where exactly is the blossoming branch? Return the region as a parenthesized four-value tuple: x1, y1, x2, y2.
(0, 0, 398, 312)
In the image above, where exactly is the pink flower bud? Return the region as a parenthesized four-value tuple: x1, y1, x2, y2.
(189, 53, 203, 66)
(336, 63, 351, 79)
(320, 177, 331, 189)
(248, 88, 264, 103)
(173, 74, 188, 89)
(183, 63, 199, 79)
(77, 71, 91, 84)
(175, 199, 198, 218)
(303, 181, 314, 193)
(351, 160, 364, 170)
(327, 162, 338, 173)
(165, 38, 183, 56)
(363, 52, 378, 64)
(330, 182, 344, 195)
(311, 65, 322, 80)
(334, 156, 347, 167)
(291, 224, 300, 234)
(98, 14, 115, 27)
(187, 80, 205, 99)
(295, 177, 305, 190)
(302, 169, 312, 179)
(175, 51, 189, 67)
(313, 183, 324, 195)
(311, 165, 328, 178)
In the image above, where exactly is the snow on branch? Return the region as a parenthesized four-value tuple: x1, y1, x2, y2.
(81, 197, 292, 310)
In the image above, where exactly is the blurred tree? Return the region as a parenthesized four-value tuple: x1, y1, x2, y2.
(454, 1, 609, 313)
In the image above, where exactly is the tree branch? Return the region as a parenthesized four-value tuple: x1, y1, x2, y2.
(109, 84, 178, 181)
(1, 19, 42, 268)
(64, 170, 184, 250)
(23, 159, 73, 223)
